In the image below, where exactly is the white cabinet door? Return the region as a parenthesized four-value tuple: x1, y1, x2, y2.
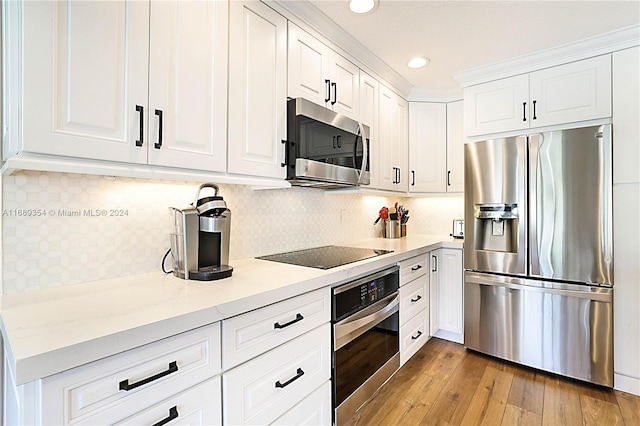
(117, 378, 221, 426)
(228, 0, 287, 179)
(464, 74, 529, 137)
(378, 85, 408, 192)
(429, 251, 440, 336)
(399, 274, 429, 327)
(22, 0, 149, 163)
(400, 308, 429, 366)
(529, 55, 611, 128)
(446, 100, 465, 193)
(271, 381, 332, 426)
(613, 47, 640, 184)
(329, 55, 360, 120)
(408, 102, 447, 192)
(288, 23, 331, 107)
(360, 71, 379, 188)
(430, 248, 464, 342)
(147, 0, 228, 172)
(438, 249, 464, 337)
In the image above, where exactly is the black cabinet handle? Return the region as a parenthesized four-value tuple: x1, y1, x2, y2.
(119, 361, 178, 391)
(411, 264, 422, 271)
(522, 102, 527, 121)
(396, 168, 401, 185)
(336, 135, 342, 148)
(532, 100, 537, 120)
(411, 170, 416, 186)
(135, 105, 144, 147)
(331, 82, 337, 105)
(154, 109, 163, 149)
(432, 255, 438, 272)
(410, 295, 422, 303)
(325, 79, 331, 103)
(447, 171, 451, 186)
(280, 139, 288, 167)
(411, 330, 423, 340)
(275, 368, 305, 388)
(274, 313, 304, 329)
(152, 406, 179, 426)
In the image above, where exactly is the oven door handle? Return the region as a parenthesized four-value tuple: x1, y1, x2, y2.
(334, 293, 399, 350)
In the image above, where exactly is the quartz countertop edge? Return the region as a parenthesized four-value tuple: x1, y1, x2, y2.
(0, 235, 463, 385)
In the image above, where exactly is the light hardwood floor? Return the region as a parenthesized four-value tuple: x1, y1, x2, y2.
(344, 338, 640, 426)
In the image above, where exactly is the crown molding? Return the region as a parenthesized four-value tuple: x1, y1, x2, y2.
(453, 24, 640, 87)
(407, 87, 463, 103)
(267, 0, 413, 98)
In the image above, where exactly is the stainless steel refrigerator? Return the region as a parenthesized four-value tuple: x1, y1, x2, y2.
(464, 124, 613, 387)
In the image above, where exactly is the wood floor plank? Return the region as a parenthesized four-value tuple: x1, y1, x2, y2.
(542, 376, 583, 425)
(507, 367, 545, 415)
(615, 390, 640, 426)
(460, 365, 514, 425)
(426, 348, 490, 425)
(580, 394, 624, 426)
(501, 404, 543, 426)
(344, 338, 640, 426)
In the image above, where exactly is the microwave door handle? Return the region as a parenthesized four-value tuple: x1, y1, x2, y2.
(355, 122, 368, 185)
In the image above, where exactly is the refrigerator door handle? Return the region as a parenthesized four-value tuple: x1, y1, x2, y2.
(465, 272, 612, 302)
(528, 134, 541, 276)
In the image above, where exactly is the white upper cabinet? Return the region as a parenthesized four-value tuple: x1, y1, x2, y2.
(408, 102, 446, 192)
(408, 101, 463, 193)
(464, 55, 612, 137)
(613, 46, 640, 184)
(288, 23, 360, 121)
(148, 0, 228, 172)
(15, 0, 229, 172)
(359, 71, 379, 188)
(378, 84, 408, 192)
(227, 0, 287, 179)
(446, 100, 465, 193)
(21, 0, 150, 164)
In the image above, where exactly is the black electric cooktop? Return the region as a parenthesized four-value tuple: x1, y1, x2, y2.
(256, 245, 393, 269)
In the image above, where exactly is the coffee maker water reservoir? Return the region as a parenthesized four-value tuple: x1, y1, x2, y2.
(171, 183, 233, 281)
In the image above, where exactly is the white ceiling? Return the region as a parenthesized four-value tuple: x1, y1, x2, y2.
(306, 0, 640, 91)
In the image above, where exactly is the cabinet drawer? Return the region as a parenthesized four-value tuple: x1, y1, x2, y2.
(400, 309, 429, 366)
(222, 287, 330, 369)
(41, 323, 221, 424)
(399, 274, 428, 326)
(399, 255, 428, 286)
(223, 323, 331, 425)
(272, 381, 332, 426)
(85, 377, 221, 425)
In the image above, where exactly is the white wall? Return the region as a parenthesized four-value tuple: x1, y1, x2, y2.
(1, 171, 459, 294)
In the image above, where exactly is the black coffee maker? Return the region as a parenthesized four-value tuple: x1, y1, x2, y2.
(170, 183, 233, 281)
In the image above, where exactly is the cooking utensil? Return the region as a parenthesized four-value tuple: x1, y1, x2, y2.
(373, 206, 389, 225)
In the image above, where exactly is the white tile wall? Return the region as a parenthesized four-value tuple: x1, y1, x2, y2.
(1, 171, 461, 293)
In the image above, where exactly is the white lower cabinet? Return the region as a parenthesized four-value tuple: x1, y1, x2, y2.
(222, 323, 331, 425)
(20, 323, 222, 425)
(271, 378, 332, 425)
(398, 254, 430, 366)
(429, 248, 464, 344)
(106, 377, 221, 425)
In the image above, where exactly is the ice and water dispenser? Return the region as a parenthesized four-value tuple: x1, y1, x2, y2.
(473, 203, 519, 253)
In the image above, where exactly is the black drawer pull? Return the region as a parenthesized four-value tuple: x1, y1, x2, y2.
(411, 264, 423, 271)
(135, 105, 144, 147)
(325, 79, 331, 103)
(275, 368, 305, 388)
(152, 406, 179, 426)
(274, 313, 304, 329)
(532, 100, 537, 120)
(410, 295, 422, 303)
(522, 102, 527, 121)
(119, 361, 178, 391)
(411, 330, 423, 340)
(154, 109, 163, 149)
(331, 82, 337, 105)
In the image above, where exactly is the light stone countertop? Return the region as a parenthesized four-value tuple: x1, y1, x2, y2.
(0, 235, 463, 385)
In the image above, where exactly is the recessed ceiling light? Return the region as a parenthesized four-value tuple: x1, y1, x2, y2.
(349, 0, 376, 14)
(408, 57, 430, 69)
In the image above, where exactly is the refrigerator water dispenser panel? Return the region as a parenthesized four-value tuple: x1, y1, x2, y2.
(473, 203, 519, 253)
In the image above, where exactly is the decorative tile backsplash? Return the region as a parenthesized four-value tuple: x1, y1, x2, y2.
(1, 171, 463, 294)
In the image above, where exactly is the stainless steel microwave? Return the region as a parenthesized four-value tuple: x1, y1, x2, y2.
(284, 98, 370, 188)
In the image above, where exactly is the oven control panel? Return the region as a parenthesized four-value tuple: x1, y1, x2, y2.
(333, 266, 399, 322)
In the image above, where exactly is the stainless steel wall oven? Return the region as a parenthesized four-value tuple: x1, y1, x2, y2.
(332, 266, 400, 425)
